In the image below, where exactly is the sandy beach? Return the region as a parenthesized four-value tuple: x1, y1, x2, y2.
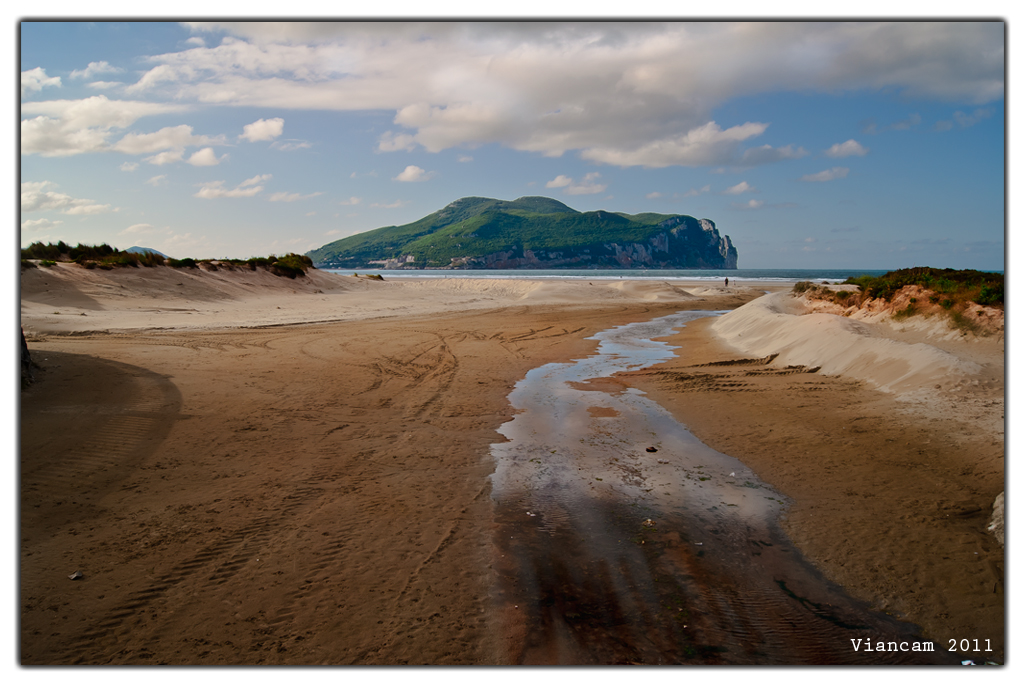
(19, 263, 1003, 664)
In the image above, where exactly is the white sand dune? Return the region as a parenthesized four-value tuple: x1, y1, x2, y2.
(712, 291, 984, 394)
(20, 264, 711, 335)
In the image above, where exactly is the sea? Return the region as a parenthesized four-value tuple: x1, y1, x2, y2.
(323, 267, 893, 283)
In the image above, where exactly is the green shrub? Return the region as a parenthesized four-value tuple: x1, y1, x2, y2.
(22, 242, 62, 261)
(977, 283, 1004, 306)
(22, 242, 317, 280)
(793, 281, 813, 294)
(274, 253, 312, 277)
(843, 268, 1002, 309)
(136, 251, 165, 267)
(22, 241, 170, 269)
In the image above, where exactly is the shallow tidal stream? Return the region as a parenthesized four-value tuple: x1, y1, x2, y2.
(488, 310, 956, 665)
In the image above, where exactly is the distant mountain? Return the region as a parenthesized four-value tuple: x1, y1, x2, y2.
(126, 246, 168, 258)
(307, 196, 738, 270)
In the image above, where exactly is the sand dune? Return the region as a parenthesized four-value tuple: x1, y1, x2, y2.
(20, 265, 721, 335)
(711, 291, 992, 395)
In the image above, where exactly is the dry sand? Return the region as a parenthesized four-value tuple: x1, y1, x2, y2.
(18, 263, 1004, 664)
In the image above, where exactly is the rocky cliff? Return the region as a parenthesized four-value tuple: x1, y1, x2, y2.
(442, 217, 737, 269)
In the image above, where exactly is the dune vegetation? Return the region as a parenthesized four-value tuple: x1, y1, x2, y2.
(21, 242, 314, 278)
(793, 267, 1004, 335)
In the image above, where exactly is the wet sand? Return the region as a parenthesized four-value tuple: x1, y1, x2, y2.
(19, 265, 1003, 664)
(622, 315, 1005, 663)
(488, 312, 959, 664)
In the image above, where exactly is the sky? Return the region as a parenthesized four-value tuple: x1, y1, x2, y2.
(19, 19, 1006, 270)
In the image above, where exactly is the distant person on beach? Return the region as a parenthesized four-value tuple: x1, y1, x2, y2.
(725, 277, 729, 287)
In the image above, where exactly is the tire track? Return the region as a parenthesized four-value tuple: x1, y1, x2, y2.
(63, 478, 330, 663)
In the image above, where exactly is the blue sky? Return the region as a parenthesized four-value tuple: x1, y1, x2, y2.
(19, 20, 1006, 269)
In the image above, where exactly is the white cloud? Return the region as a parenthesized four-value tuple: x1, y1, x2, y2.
(723, 181, 754, 195)
(21, 115, 109, 157)
(272, 140, 312, 151)
(195, 179, 266, 199)
(145, 175, 168, 186)
(187, 147, 225, 166)
(683, 185, 711, 197)
(130, 23, 1000, 169)
(337, 197, 361, 205)
(890, 113, 922, 131)
(370, 200, 408, 209)
(87, 81, 125, 91)
(738, 144, 807, 167)
(120, 161, 139, 172)
(545, 173, 606, 195)
(825, 139, 869, 158)
(581, 121, 769, 168)
(70, 61, 124, 80)
(22, 218, 63, 231)
(240, 117, 285, 142)
(733, 199, 764, 210)
(21, 67, 61, 95)
(118, 22, 1001, 171)
(67, 204, 114, 216)
(800, 167, 849, 182)
(457, 155, 473, 163)
(394, 165, 434, 182)
(378, 131, 418, 152)
(240, 174, 272, 187)
(114, 124, 225, 155)
(120, 223, 156, 235)
(953, 108, 994, 128)
(21, 96, 182, 130)
(268, 191, 323, 202)
(564, 172, 607, 195)
(646, 192, 662, 199)
(125, 64, 186, 94)
(21, 181, 113, 215)
(145, 150, 184, 166)
(20, 96, 190, 157)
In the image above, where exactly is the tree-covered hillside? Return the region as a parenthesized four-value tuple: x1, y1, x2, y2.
(307, 196, 737, 270)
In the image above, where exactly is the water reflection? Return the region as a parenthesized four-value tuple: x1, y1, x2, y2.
(489, 311, 954, 665)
